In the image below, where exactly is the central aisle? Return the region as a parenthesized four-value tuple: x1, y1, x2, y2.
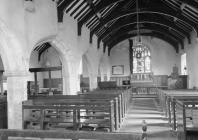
(119, 97, 177, 140)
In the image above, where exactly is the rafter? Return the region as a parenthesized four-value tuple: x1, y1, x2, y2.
(91, 9, 186, 33)
(104, 26, 184, 49)
(90, 8, 197, 40)
(178, 0, 198, 10)
(38, 43, 51, 61)
(57, 0, 73, 22)
(97, 18, 188, 43)
(78, 0, 126, 35)
(108, 33, 179, 54)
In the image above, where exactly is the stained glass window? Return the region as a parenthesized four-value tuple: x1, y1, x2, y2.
(133, 44, 151, 73)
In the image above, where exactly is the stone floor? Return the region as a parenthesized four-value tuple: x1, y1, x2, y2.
(119, 97, 177, 140)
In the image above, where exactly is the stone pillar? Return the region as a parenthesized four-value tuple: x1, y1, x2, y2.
(66, 57, 81, 95)
(89, 73, 98, 90)
(68, 72, 80, 95)
(100, 73, 104, 82)
(107, 69, 111, 81)
(6, 71, 29, 129)
(62, 74, 68, 95)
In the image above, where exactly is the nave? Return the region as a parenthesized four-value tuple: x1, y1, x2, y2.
(1, 87, 198, 140)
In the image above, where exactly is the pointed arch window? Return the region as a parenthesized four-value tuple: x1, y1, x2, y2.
(133, 44, 151, 73)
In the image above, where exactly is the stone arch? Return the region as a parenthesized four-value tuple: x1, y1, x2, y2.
(29, 36, 70, 95)
(0, 18, 30, 129)
(0, 19, 28, 73)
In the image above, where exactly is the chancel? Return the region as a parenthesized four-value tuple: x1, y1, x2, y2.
(0, 0, 198, 140)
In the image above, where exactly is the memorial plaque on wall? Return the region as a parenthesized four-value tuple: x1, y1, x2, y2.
(112, 65, 124, 75)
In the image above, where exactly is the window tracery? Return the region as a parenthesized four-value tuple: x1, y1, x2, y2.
(133, 44, 151, 73)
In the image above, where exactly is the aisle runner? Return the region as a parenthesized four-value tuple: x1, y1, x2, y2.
(119, 97, 177, 140)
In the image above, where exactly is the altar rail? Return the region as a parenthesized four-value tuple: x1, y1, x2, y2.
(131, 73, 153, 82)
(0, 129, 141, 140)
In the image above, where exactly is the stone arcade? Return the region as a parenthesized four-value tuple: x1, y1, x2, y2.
(0, 0, 198, 140)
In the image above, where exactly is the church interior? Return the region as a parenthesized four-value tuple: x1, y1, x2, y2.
(0, 0, 198, 140)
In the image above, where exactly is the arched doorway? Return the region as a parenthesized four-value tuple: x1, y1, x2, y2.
(29, 42, 64, 96)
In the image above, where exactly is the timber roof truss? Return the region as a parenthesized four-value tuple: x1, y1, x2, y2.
(57, 0, 198, 55)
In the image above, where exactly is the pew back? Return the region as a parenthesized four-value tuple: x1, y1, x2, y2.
(23, 97, 117, 131)
(0, 129, 142, 140)
(157, 89, 198, 140)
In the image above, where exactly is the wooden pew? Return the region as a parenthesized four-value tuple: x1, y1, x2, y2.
(91, 88, 132, 116)
(81, 91, 125, 119)
(156, 89, 198, 140)
(27, 88, 132, 131)
(79, 93, 121, 129)
(173, 100, 198, 140)
(22, 98, 116, 132)
(168, 96, 198, 127)
(0, 96, 7, 129)
(28, 94, 120, 130)
(0, 129, 142, 140)
(157, 89, 198, 118)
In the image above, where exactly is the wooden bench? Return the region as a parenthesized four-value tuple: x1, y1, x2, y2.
(26, 88, 132, 131)
(91, 88, 132, 115)
(156, 89, 198, 140)
(0, 96, 7, 129)
(28, 94, 120, 130)
(0, 129, 142, 140)
(30, 88, 131, 122)
(81, 90, 127, 120)
(22, 98, 116, 132)
(173, 100, 198, 140)
(157, 89, 198, 118)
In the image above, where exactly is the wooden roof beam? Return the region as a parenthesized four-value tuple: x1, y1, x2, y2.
(57, 0, 73, 22)
(104, 26, 184, 49)
(89, 8, 197, 40)
(98, 18, 187, 43)
(78, 0, 125, 35)
(108, 33, 179, 53)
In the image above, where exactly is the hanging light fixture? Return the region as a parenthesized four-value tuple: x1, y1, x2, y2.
(134, 0, 143, 59)
(136, 0, 141, 44)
